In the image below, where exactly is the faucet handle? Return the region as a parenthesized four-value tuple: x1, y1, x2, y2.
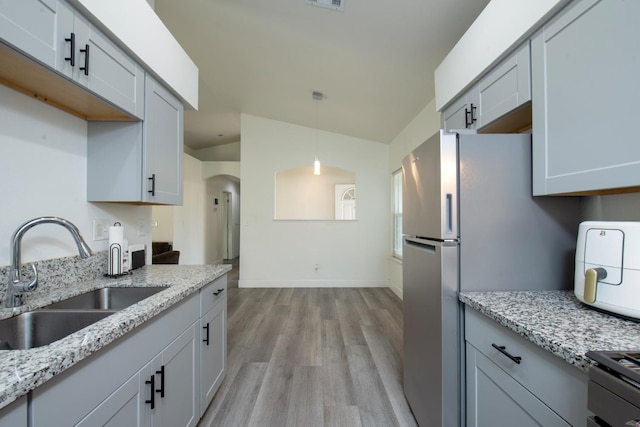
(14, 264, 38, 292)
(24, 263, 38, 291)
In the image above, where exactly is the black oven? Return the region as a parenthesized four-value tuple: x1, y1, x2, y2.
(586, 350, 640, 426)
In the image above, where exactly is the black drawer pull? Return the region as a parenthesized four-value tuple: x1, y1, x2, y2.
(79, 44, 89, 75)
(203, 322, 210, 345)
(492, 343, 522, 364)
(64, 33, 75, 66)
(213, 288, 224, 296)
(145, 374, 155, 409)
(155, 365, 165, 398)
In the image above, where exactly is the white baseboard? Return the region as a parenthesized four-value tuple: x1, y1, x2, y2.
(388, 281, 403, 300)
(238, 279, 387, 288)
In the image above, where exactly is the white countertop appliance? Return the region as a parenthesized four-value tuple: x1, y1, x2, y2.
(575, 221, 640, 320)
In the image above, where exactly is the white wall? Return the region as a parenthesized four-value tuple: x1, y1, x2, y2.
(0, 85, 151, 267)
(240, 114, 389, 288)
(387, 99, 441, 299)
(151, 206, 174, 242)
(205, 176, 241, 263)
(171, 154, 206, 264)
(202, 161, 240, 181)
(192, 142, 241, 162)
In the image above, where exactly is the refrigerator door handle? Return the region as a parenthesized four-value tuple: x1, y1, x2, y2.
(445, 193, 453, 234)
(404, 237, 437, 253)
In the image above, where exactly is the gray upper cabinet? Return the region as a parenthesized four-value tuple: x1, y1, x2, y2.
(441, 88, 479, 132)
(442, 41, 531, 134)
(531, 0, 640, 195)
(0, 0, 144, 120)
(476, 42, 531, 130)
(142, 77, 184, 205)
(87, 74, 183, 205)
(0, 0, 62, 69)
(66, 8, 145, 119)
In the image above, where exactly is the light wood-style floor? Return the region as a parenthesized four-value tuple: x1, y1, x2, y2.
(197, 285, 417, 427)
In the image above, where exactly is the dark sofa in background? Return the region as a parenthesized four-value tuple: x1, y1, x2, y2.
(152, 242, 180, 264)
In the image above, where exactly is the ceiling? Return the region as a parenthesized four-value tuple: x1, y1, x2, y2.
(153, 0, 491, 150)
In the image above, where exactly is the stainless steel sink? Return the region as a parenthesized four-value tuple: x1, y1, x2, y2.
(0, 310, 116, 350)
(44, 286, 166, 310)
(0, 287, 167, 350)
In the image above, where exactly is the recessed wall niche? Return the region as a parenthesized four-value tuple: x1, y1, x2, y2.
(274, 165, 356, 220)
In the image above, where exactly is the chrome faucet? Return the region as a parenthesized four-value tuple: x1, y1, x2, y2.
(6, 217, 93, 308)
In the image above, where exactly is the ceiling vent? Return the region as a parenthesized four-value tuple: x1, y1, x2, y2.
(305, 0, 344, 12)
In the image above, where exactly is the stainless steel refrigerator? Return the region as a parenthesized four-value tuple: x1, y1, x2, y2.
(402, 131, 580, 427)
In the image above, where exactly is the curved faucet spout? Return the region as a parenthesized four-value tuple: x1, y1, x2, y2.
(7, 217, 93, 308)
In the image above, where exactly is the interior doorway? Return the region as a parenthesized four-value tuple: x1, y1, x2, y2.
(205, 175, 240, 264)
(222, 191, 233, 259)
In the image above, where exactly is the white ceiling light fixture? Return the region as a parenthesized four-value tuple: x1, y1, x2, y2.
(305, 0, 345, 12)
(312, 90, 323, 176)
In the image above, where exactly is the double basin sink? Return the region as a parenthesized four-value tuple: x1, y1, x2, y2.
(0, 286, 166, 350)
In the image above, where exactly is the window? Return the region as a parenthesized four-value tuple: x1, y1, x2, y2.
(392, 169, 402, 258)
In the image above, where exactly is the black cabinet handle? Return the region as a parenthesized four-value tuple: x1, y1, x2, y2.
(79, 44, 89, 75)
(155, 365, 165, 398)
(145, 374, 155, 409)
(203, 322, 210, 345)
(64, 33, 75, 66)
(213, 288, 225, 296)
(492, 343, 522, 364)
(148, 174, 156, 196)
(464, 104, 478, 128)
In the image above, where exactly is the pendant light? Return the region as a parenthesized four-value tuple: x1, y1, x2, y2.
(312, 90, 323, 175)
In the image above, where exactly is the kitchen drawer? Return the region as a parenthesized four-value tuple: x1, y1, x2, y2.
(199, 275, 227, 315)
(466, 342, 570, 426)
(465, 307, 587, 426)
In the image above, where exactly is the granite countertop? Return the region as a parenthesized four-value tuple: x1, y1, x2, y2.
(460, 290, 640, 372)
(0, 264, 231, 410)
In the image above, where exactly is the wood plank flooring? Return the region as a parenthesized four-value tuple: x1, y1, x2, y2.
(198, 287, 417, 427)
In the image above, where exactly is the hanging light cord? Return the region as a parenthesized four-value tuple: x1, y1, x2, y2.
(315, 98, 319, 160)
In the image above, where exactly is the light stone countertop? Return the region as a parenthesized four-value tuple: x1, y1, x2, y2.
(0, 264, 231, 410)
(459, 290, 640, 372)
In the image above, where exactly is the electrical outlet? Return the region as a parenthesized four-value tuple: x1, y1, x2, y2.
(137, 219, 147, 237)
(92, 219, 110, 241)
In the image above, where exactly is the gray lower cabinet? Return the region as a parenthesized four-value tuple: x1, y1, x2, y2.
(30, 292, 200, 426)
(75, 367, 147, 427)
(76, 325, 201, 427)
(153, 323, 199, 427)
(531, 0, 640, 195)
(465, 307, 587, 427)
(200, 296, 226, 415)
(466, 344, 570, 426)
(87, 74, 184, 205)
(0, 0, 144, 119)
(0, 395, 27, 427)
(199, 276, 227, 415)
